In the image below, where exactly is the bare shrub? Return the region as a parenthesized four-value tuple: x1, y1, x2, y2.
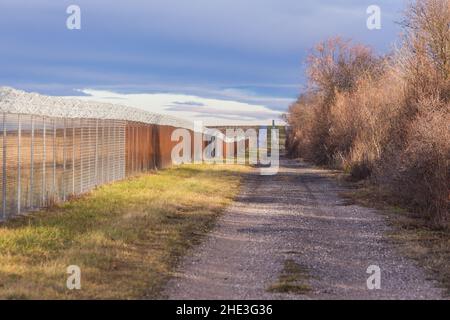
(388, 98, 449, 225)
(399, 0, 450, 102)
(307, 37, 381, 97)
(284, 0, 449, 225)
(342, 69, 406, 179)
(286, 38, 381, 164)
(285, 93, 320, 160)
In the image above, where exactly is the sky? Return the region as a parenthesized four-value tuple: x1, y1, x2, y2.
(0, 0, 405, 125)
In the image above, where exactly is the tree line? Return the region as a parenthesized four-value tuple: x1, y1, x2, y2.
(285, 0, 449, 225)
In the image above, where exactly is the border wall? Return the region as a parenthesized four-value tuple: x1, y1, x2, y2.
(0, 87, 232, 221)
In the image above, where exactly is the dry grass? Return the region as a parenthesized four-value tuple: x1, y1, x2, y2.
(0, 164, 248, 299)
(388, 215, 450, 297)
(384, 99, 450, 225)
(341, 185, 450, 296)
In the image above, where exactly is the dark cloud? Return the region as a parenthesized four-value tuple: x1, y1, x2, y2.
(170, 101, 206, 107)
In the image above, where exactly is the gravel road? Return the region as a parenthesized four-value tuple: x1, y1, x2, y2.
(164, 158, 445, 300)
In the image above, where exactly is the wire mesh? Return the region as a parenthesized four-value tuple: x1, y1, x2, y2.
(0, 110, 213, 221)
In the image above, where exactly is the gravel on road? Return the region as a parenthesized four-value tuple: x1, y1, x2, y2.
(164, 158, 445, 300)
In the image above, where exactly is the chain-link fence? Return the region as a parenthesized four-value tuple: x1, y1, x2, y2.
(0, 113, 207, 221)
(0, 87, 237, 222)
(0, 113, 127, 220)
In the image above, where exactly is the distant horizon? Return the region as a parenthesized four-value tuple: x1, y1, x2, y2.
(63, 88, 287, 126)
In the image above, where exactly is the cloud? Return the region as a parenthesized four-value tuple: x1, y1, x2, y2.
(0, 0, 405, 113)
(170, 101, 206, 107)
(64, 89, 284, 126)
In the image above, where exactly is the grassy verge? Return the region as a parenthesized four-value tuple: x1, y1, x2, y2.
(267, 259, 311, 295)
(341, 185, 450, 296)
(0, 164, 248, 299)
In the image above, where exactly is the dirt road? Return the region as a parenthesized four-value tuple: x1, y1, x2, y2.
(164, 158, 444, 300)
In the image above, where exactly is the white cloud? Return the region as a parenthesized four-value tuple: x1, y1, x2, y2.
(64, 89, 285, 126)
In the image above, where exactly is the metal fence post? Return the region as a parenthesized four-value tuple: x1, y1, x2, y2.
(95, 119, 99, 186)
(107, 122, 112, 182)
(121, 124, 124, 177)
(2, 113, 7, 219)
(72, 120, 75, 195)
(101, 122, 105, 184)
(53, 119, 56, 196)
(30, 116, 34, 209)
(114, 124, 118, 180)
(111, 124, 114, 180)
(42, 117, 46, 206)
(80, 120, 83, 193)
(17, 114, 21, 215)
(134, 125, 137, 173)
(62, 119, 66, 201)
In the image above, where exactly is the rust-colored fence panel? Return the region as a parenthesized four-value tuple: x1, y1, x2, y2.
(158, 125, 177, 169)
(125, 122, 195, 175)
(126, 122, 158, 175)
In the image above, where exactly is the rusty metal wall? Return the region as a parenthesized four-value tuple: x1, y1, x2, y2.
(158, 125, 179, 169)
(125, 122, 157, 175)
(125, 122, 191, 175)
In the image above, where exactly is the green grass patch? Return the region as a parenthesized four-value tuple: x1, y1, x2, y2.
(0, 164, 248, 299)
(267, 259, 312, 295)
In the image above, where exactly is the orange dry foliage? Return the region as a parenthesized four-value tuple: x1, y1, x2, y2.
(285, 0, 449, 225)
